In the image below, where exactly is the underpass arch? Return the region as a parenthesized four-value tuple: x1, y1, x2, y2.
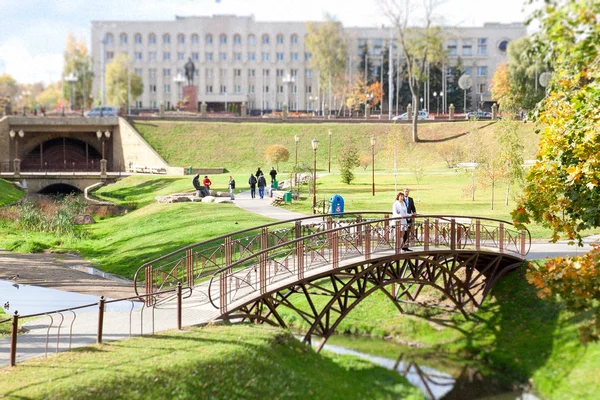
(38, 183, 83, 195)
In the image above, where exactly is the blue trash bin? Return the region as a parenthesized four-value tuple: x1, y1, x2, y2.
(328, 194, 344, 215)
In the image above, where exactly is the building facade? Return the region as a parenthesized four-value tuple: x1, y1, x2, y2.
(91, 15, 525, 114)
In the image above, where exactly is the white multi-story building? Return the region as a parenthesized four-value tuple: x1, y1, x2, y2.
(90, 15, 525, 113)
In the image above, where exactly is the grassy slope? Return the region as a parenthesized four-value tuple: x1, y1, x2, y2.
(133, 120, 540, 172)
(0, 175, 274, 278)
(0, 179, 24, 206)
(0, 325, 424, 400)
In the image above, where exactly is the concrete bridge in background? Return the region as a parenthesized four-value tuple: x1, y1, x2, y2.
(0, 116, 176, 193)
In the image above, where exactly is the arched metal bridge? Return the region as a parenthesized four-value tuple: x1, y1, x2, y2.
(134, 213, 530, 350)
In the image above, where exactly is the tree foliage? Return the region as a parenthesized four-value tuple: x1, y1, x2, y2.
(305, 16, 349, 99)
(337, 145, 360, 184)
(527, 245, 600, 344)
(380, 0, 445, 142)
(105, 53, 143, 110)
(513, 0, 600, 243)
(63, 33, 93, 110)
(264, 145, 290, 170)
(514, 0, 600, 344)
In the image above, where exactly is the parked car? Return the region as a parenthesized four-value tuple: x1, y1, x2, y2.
(392, 110, 429, 121)
(85, 106, 118, 117)
(465, 111, 493, 120)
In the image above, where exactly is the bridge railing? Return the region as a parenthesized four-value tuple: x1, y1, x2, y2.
(205, 215, 530, 312)
(132, 213, 370, 296)
(133, 214, 530, 304)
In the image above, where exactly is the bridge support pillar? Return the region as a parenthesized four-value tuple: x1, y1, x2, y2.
(100, 159, 107, 179)
(13, 159, 21, 178)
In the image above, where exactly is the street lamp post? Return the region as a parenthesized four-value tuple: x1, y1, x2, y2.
(311, 138, 319, 214)
(365, 93, 374, 118)
(433, 91, 443, 116)
(65, 72, 78, 111)
(309, 95, 318, 115)
(283, 74, 295, 110)
(173, 73, 185, 109)
(419, 97, 424, 111)
(327, 129, 332, 173)
(371, 136, 376, 196)
(9, 129, 25, 174)
(96, 130, 111, 160)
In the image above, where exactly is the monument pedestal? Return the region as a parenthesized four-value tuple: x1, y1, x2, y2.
(182, 86, 198, 112)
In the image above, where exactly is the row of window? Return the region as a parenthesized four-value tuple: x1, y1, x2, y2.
(447, 38, 488, 56)
(135, 67, 313, 79)
(105, 32, 302, 46)
(108, 50, 312, 63)
(447, 65, 488, 76)
(147, 83, 312, 95)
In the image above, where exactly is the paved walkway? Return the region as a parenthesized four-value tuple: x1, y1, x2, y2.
(2, 192, 598, 367)
(232, 188, 308, 221)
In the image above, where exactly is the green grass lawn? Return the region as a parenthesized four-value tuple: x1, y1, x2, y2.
(0, 179, 24, 206)
(0, 325, 424, 400)
(276, 266, 600, 399)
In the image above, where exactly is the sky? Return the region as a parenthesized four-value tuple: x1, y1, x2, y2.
(0, 0, 532, 85)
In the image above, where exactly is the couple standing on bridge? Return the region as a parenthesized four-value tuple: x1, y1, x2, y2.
(392, 188, 417, 251)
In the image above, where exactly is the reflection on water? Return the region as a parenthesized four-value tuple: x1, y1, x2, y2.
(322, 337, 540, 400)
(64, 265, 131, 283)
(0, 280, 140, 315)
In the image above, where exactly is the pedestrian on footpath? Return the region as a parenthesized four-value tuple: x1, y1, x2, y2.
(248, 173, 257, 199)
(257, 174, 267, 199)
(269, 167, 277, 183)
(228, 176, 236, 200)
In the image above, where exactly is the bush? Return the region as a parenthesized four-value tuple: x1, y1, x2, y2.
(338, 145, 360, 184)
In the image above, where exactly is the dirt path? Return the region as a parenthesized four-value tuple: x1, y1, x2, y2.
(0, 250, 136, 299)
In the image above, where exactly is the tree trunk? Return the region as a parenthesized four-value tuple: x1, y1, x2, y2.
(505, 182, 510, 206)
(491, 178, 495, 210)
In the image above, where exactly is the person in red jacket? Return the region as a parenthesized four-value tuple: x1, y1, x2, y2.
(203, 176, 212, 190)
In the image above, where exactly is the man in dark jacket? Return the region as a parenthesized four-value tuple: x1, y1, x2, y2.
(248, 173, 257, 199)
(257, 174, 267, 199)
(269, 167, 277, 183)
(402, 188, 417, 251)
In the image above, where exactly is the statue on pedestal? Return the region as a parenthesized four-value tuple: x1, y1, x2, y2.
(184, 58, 196, 86)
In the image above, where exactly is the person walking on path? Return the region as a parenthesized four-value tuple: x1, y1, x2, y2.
(402, 188, 417, 251)
(228, 176, 236, 200)
(256, 167, 263, 177)
(248, 173, 257, 199)
(269, 167, 277, 183)
(392, 191, 411, 251)
(202, 176, 212, 190)
(257, 174, 267, 199)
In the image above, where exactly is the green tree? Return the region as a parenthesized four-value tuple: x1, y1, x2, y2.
(337, 144, 360, 184)
(513, 0, 600, 243)
(305, 16, 349, 108)
(62, 33, 93, 110)
(513, 0, 600, 344)
(495, 117, 524, 205)
(0, 74, 19, 102)
(505, 36, 547, 111)
(36, 82, 63, 111)
(380, 0, 445, 142)
(105, 53, 143, 111)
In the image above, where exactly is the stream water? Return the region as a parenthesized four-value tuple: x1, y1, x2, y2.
(0, 280, 139, 315)
(322, 335, 540, 400)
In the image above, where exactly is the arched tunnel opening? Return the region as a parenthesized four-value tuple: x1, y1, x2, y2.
(38, 184, 82, 196)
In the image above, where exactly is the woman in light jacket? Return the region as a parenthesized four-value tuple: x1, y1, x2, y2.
(392, 191, 410, 250)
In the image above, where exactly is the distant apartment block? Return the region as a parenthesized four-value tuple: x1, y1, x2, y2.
(91, 15, 526, 113)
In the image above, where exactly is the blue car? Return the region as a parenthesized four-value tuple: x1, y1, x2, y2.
(85, 106, 118, 117)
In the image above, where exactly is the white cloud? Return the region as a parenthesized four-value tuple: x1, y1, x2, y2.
(0, 38, 63, 84)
